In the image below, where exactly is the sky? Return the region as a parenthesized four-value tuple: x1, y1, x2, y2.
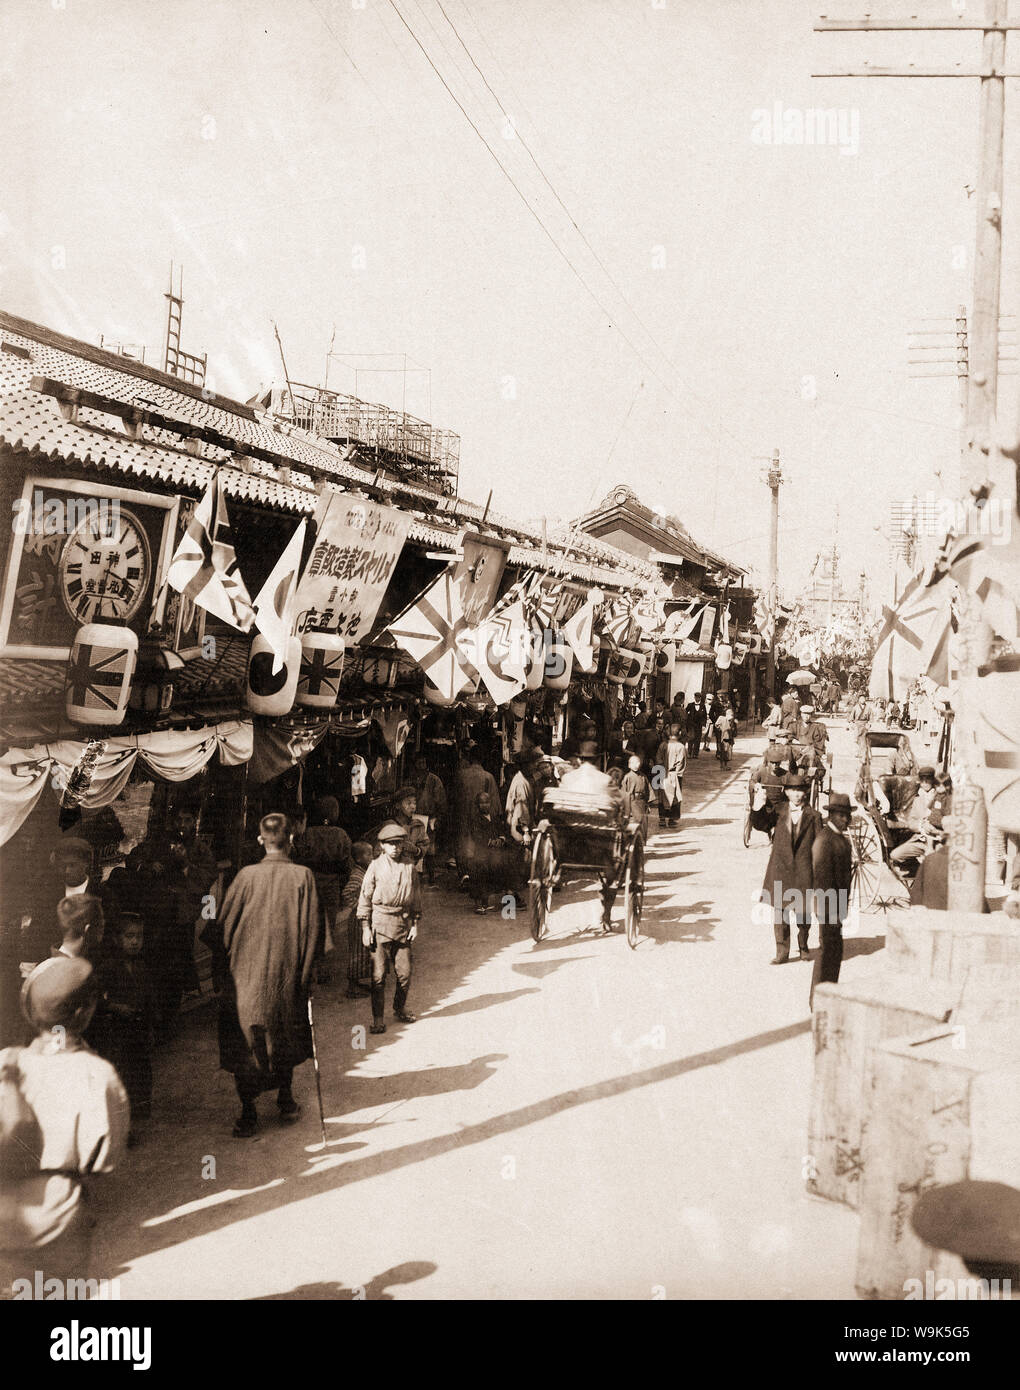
(2, 0, 1017, 604)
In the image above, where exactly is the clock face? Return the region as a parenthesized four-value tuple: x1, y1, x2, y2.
(59, 507, 152, 624)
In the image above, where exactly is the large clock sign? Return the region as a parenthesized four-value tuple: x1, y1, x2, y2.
(58, 508, 152, 624)
(0, 478, 175, 658)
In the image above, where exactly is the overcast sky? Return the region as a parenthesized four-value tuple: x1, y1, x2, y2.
(3, 0, 1017, 601)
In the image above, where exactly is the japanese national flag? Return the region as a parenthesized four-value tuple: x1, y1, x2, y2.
(468, 599, 530, 705)
(563, 598, 597, 671)
(254, 519, 307, 673)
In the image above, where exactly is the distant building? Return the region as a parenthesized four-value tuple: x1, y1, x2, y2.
(571, 484, 762, 712)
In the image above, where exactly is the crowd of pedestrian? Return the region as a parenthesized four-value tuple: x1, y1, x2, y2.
(0, 681, 754, 1291)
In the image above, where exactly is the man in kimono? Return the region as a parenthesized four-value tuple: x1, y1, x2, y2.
(212, 813, 322, 1139)
(453, 745, 499, 877)
(655, 720, 687, 826)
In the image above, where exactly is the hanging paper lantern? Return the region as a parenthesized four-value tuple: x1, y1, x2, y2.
(246, 635, 301, 715)
(715, 641, 733, 671)
(296, 633, 345, 709)
(621, 647, 645, 686)
(66, 624, 137, 727)
(606, 647, 643, 685)
(544, 629, 574, 690)
(424, 679, 457, 707)
(975, 654, 1020, 832)
(129, 639, 185, 716)
(524, 627, 545, 690)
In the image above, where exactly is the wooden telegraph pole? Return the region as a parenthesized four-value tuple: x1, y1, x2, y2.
(764, 449, 783, 703)
(814, 2, 1020, 910)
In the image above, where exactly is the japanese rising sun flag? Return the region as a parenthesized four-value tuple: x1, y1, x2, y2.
(164, 477, 255, 631)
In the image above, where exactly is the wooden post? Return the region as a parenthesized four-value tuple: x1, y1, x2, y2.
(764, 450, 782, 703)
(948, 0, 1005, 912)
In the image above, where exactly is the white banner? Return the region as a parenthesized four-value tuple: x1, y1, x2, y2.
(293, 493, 411, 644)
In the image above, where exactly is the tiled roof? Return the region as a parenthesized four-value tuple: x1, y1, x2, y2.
(0, 310, 650, 590)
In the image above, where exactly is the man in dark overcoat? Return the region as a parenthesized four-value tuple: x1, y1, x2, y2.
(810, 791, 853, 998)
(762, 770, 821, 964)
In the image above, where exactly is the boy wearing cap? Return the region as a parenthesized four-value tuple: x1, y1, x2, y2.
(389, 787, 430, 872)
(0, 957, 129, 1292)
(811, 793, 854, 994)
(358, 823, 422, 1033)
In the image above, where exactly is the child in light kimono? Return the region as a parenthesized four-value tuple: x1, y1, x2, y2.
(621, 753, 651, 841)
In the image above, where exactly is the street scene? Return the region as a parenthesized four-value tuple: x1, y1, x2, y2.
(1, 0, 1020, 1343)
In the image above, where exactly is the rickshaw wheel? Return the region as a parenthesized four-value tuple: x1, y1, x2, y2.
(743, 807, 753, 848)
(624, 831, 645, 950)
(529, 829, 555, 942)
(848, 812, 883, 911)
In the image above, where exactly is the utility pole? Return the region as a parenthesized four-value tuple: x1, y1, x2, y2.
(827, 507, 839, 626)
(907, 306, 1016, 497)
(764, 449, 783, 702)
(814, 0, 1020, 911)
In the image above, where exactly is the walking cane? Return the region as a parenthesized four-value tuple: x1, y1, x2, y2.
(307, 994, 328, 1149)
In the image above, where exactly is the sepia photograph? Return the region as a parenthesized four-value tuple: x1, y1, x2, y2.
(1, 0, 1019, 1353)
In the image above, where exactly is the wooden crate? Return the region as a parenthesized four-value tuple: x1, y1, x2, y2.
(856, 1022, 1020, 1300)
(885, 907, 1020, 984)
(807, 972, 959, 1210)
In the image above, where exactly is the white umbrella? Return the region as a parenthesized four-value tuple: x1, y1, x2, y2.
(787, 669, 816, 686)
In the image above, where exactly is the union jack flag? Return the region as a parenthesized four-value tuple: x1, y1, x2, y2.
(165, 477, 255, 632)
(384, 568, 476, 702)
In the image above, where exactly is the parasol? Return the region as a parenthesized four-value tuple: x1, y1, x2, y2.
(786, 669, 816, 686)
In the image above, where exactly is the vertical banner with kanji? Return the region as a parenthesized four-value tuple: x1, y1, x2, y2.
(293, 492, 411, 643)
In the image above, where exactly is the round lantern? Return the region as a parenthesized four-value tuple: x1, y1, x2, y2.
(129, 640, 185, 716)
(544, 629, 574, 690)
(606, 647, 642, 685)
(66, 624, 137, 727)
(524, 627, 545, 690)
(246, 635, 301, 715)
(975, 654, 1020, 832)
(296, 633, 345, 709)
(620, 647, 645, 687)
(424, 679, 457, 707)
(715, 641, 733, 671)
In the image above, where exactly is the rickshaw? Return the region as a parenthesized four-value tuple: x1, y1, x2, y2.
(845, 728, 919, 910)
(741, 734, 827, 845)
(528, 783, 645, 949)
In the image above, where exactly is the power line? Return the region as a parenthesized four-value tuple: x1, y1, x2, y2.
(429, 0, 765, 464)
(384, 0, 683, 411)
